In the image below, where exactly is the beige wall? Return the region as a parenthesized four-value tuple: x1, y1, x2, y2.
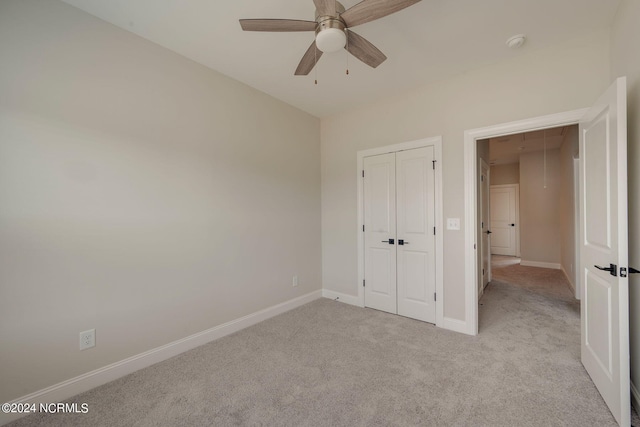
(321, 31, 610, 322)
(491, 163, 520, 185)
(0, 0, 321, 403)
(611, 0, 640, 407)
(518, 150, 561, 265)
(558, 126, 579, 291)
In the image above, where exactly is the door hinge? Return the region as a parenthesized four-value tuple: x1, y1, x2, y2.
(362, 225, 365, 232)
(362, 170, 365, 177)
(432, 160, 436, 170)
(482, 268, 485, 276)
(433, 227, 436, 235)
(481, 175, 484, 182)
(363, 279, 366, 287)
(434, 293, 436, 301)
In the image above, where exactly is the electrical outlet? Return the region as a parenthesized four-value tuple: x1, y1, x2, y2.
(79, 329, 95, 351)
(292, 275, 298, 287)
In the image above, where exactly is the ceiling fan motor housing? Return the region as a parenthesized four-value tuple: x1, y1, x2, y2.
(314, 1, 347, 53)
(315, 17, 346, 53)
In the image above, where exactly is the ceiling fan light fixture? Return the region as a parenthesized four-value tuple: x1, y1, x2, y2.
(316, 27, 346, 53)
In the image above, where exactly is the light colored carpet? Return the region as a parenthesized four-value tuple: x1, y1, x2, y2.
(9, 269, 621, 426)
(490, 255, 640, 426)
(489, 255, 575, 302)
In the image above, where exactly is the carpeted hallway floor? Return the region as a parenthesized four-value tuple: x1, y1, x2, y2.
(489, 255, 639, 426)
(8, 258, 629, 426)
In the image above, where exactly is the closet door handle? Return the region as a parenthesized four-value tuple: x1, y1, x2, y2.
(398, 239, 409, 245)
(381, 239, 395, 245)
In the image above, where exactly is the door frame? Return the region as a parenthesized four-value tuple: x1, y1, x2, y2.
(463, 109, 588, 336)
(573, 157, 581, 300)
(479, 158, 491, 297)
(490, 183, 521, 257)
(357, 137, 444, 326)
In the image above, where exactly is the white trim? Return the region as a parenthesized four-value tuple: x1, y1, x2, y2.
(464, 108, 588, 336)
(561, 265, 577, 297)
(573, 157, 581, 300)
(632, 381, 640, 415)
(479, 158, 491, 298)
(520, 260, 562, 270)
(356, 136, 444, 328)
(439, 317, 471, 334)
(322, 289, 361, 307)
(0, 290, 322, 426)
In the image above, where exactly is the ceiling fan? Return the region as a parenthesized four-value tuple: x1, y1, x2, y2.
(239, 0, 422, 75)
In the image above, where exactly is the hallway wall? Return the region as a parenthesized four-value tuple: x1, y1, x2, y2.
(518, 149, 561, 266)
(491, 164, 520, 185)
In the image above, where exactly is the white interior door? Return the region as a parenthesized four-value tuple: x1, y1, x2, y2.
(396, 147, 436, 323)
(490, 185, 518, 256)
(364, 153, 397, 314)
(579, 76, 629, 426)
(363, 148, 436, 322)
(479, 159, 491, 295)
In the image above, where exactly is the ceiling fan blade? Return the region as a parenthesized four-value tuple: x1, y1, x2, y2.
(341, 0, 421, 28)
(346, 30, 387, 68)
(313, 0, 336, 16)
(295, 41, 323, 75)
(239, 19, 317, 32)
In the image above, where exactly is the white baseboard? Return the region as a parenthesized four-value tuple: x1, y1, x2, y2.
(520, 260, 561, 270)
(632, 380, 640, 416)
(440, 316, 474, 336)
(0, 290, 322, 426)
(560, 265, 577, 297)
(322, 289, 362, 307)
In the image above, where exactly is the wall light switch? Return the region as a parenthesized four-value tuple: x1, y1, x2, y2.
(446, 218, 461, 230)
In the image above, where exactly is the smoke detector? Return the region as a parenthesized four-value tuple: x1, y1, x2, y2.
(506, 34, 526, 49)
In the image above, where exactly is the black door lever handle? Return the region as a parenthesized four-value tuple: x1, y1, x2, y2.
(595, 263, 617, 277)
(381, 239, 394, 245)
(630, 268, 639, 274)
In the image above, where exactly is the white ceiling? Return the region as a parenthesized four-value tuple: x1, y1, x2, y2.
(488, 126, 574, 165)
(61, 0, 621, 118)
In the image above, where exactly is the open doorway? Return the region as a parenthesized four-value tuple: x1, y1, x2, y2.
(477, 125, 580, 304)
(464, 81, 631, 425)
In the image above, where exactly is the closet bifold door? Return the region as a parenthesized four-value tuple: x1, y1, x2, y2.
(396, 147, 436, 323)
(363, 153, 397, 314)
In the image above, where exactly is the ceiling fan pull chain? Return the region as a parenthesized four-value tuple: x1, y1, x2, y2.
(314, 45, 318, 85)
(346, 30, 350, 75)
